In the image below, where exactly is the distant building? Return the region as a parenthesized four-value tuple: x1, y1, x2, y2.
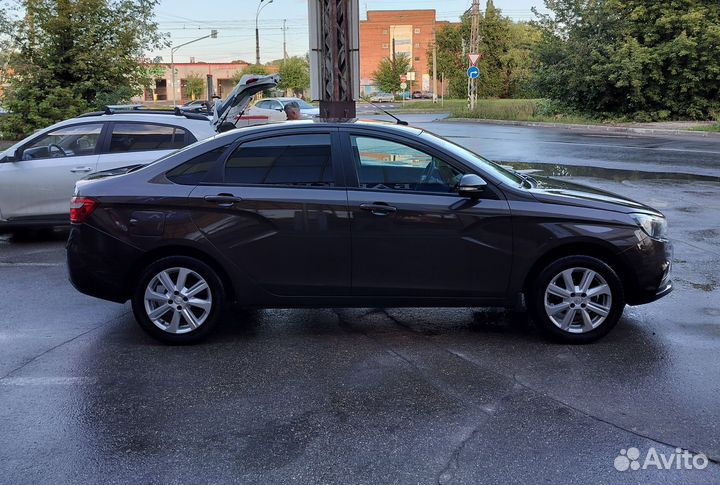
(360, 10, 449, 95)
(134, 62, 279, 105)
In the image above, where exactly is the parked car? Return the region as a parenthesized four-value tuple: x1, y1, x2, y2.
(412, 91, 432, 99)
(0, 74, 280, 233)
(67, 120, 672, 344)
(369, 92, 395, 103)
(179, 99, 210, 114)
(179, 100, 207, 109)
(243, 97, 319, 122)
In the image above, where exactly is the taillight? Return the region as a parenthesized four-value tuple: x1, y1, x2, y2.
(70, 197, 98, 223)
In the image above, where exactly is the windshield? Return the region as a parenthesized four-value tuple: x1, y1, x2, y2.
(420, 131, 523, 186)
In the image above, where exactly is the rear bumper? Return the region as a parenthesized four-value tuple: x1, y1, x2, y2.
(66, 224, 142, 303)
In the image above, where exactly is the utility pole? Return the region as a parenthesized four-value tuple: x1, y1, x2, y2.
(283, 19, 288, 60)
(441, 72, 444, 107)
(255, 0, 273, 65)
(468, 0, 480, 111)
(432, 40, 437, 103)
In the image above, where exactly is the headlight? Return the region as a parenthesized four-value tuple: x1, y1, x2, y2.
(631, 213, 668, 240)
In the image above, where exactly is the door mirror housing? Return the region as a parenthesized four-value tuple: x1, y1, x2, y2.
(457, 174, 487, 197)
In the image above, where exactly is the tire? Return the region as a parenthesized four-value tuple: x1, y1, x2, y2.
(131, 256, 226, 344)
(528, 255, 625, 344)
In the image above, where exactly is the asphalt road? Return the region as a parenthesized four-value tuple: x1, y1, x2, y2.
(369, 113, 720, 178)
(1, 121, 719, 484)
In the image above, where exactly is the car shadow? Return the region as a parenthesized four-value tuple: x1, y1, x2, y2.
(1, 227, 70, 243)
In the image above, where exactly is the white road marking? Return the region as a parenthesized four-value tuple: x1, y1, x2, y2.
(0, 376, 96, 386)
(0, 262, 63, 267)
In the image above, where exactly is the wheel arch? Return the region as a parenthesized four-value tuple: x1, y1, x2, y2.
(521, 240, 634, 299)
(126, 244, 236, 302)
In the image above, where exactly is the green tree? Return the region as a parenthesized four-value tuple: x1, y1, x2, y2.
(476, 0, 511, 98)
(278, 56, 310, 96)
(430, 21, 469, 99)
(429, 3, 539, 100)
(0, 0, 165, 138)
(532, 0, 720, 120)
(372, 53, 411, 94)
(231, 64, 270, 84)
(183, 71, 205, 100)
(500, 22, 542, 98)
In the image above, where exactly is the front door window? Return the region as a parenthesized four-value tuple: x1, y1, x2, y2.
(351, 136, 463, 193)
(20, 123, 103, 161)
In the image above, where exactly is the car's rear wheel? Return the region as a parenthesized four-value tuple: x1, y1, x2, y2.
(132, 256, 225, 344)
(529, 255, 625, 343)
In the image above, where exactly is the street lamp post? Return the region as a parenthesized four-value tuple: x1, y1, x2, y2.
(255, 0, 273, 65)
(170, 30, 218, 107)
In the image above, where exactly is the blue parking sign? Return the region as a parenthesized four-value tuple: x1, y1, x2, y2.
(467, 66, 480, 79)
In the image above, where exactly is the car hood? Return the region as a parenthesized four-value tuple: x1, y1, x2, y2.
(211, 73, 280, 131)
(528, 176, 662, 216)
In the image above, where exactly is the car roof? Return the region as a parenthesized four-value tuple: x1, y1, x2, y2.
(224, 118, 423, 137)
(53, 112, 213, 130)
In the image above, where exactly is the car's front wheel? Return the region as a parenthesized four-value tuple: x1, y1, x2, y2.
(529, 255, 625, 343)
(132, 256, 225, 344)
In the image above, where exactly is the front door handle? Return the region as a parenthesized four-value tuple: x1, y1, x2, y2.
(204, 194, 242, 207)
(359, 203, 397, 216)
(70, 167, 93, 173)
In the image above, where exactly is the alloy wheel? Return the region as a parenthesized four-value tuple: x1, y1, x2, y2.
(143, 267, 213, 334)
(543, 267, 613, 333)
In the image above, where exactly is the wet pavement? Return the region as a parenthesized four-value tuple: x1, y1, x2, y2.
(366, 113, 720, 178)
(1, 121, 719, 484)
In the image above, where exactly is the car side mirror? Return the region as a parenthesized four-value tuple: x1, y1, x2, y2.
(1, 149, 17, 163)
(457, 174, 487, 197)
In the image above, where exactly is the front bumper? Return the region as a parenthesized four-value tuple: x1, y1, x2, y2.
(622, 234, 673, 305)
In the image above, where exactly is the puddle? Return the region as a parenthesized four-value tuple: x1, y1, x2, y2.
(500, 161, 720, 183)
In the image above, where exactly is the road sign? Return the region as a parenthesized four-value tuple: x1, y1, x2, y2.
(467, 66, 480, 79)
(468, 53, 480, 66)
(400, 82, 407, 90)
(400, 75, 407, 83)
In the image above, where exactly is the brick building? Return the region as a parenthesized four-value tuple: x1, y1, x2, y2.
(134, 62, 278, 106)
(360, 10, 446, 95)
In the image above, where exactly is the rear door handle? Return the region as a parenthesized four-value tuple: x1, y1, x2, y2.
(359, 203, 397, 216)
(70, 167, 93, 173)
(204, 194, 242, 207)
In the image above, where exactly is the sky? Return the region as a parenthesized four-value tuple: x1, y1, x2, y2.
(153, 0, 548, 64)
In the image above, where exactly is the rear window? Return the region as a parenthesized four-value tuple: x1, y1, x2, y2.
(109, 123, 193, 152)
(166, 145, 229, 185)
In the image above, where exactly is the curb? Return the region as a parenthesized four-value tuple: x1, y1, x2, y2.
(441, 118, 720, 138)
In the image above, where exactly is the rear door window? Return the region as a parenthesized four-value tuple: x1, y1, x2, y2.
(223, 134, 334, 187)
(109, 123, 193, 153)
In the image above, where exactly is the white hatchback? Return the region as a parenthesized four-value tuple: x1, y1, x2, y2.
(0, 112, 215, 230)
(0, 74, 281, 232)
